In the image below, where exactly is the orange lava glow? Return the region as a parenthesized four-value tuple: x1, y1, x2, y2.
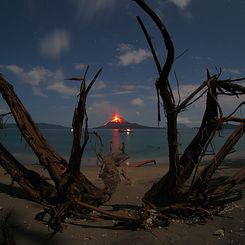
(111, 114, 121, 123)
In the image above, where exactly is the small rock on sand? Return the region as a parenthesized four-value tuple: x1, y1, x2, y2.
(213, 228, 225, 237)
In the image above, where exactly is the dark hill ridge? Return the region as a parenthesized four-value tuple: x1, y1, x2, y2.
(3, 123, 69, 129)
(95, 115, 159, 129)
(95, 121, 158, 129)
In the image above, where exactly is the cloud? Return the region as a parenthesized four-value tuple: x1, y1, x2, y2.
(146, 95, 157, 101)
(117, 49, 152, 66)
(177, 115, 191, 124)
(32, 87, 47, 97)
(4, 65, 58, 86)
(39, 29, 70, 59)
(74, 63, 87, 70)
(113, 90, 134, 95)
(2, 64, 79, 96)
(90, 93, 105, 98)
(131, 98, 144, 106)
(115, 43, 152, 66)
(191, 56, 214, 61)
(173, 84, 202, 101)
(47, 82, 78, 96)
(93, 80, 106, 90)
(169, 0, 191, 9)
(111, 84, 152, 97)
(223, 68, 241, 75)
(88, 101, 117, 116)
(116, 43, 133, 52)
(120, 85, 135, 90)
(72, 0, 116, 20)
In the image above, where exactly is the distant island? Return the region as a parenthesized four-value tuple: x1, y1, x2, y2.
(222, 123, 240, 129)
(192, 123, 239, 130)
(95, 114, 162, 129)
(2, 123, 70, 129)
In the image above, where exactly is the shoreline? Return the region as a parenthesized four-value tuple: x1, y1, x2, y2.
(11, 150, 245, 167)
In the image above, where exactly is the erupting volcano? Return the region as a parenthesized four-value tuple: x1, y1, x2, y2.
(110, 114, 126, 124)
(95, 113, 157, 129)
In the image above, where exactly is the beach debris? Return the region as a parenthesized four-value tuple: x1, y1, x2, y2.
(99, 154, 121, 193)
(213, 228, 225, 237)
(130, 159, 157, 167)
(144, 218, 153, 229)
(84, 236, 93, 241)
(96, 135, 132, 188)
(35, 211, 46, 221)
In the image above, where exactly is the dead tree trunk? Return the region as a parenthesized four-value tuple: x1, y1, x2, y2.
(0, 143, 55, 202)
(134, 0, 245, 208)
(0, 75, 66, 188)
(0, 71, 112, 220)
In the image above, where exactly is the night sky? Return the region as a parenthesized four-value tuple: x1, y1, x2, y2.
(0, 0, 244, 127)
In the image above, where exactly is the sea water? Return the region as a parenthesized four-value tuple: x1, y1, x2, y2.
(0, 127, 244, 166)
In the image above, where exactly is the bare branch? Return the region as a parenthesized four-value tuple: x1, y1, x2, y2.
(69, 68, 102, 174)
(174, 48, 189, 62)
(177, 79, 212, 112)
(74, 200, 139, 222)
(93, 131, 104, 162)
(66, 65, 90, 82)
(80, 111, 89, 161)
(133, 0, 174, 78)
(222, 117, 245, 123)
(136, 16, 161, 74)
(207, 167, 245, 200)
(192, 123, 245, 193)
(224, 102, 245, 120)
(85, 68, 103, 96)
(0, 112, 12, 117)
(217, 80, 245, 95)
(184, 88, 208, 109)
(0, 143, 55, 203)
(174, 71, 181, 107)
(0, 75, 67, 186)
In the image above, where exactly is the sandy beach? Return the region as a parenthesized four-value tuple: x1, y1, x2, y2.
(0, 159, 244, 245)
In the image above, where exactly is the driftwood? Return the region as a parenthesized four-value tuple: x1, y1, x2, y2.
(99, 154, 121, 193)
(0, 70, 114, 231)
(130, 160, 156, 167)
(133, 0, 245, 210)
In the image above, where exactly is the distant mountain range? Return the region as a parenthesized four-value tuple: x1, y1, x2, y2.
(192, 123, 239, 130)
(2, 121, 238, 131)
(3, 123, 70, 129)
(222, 123, 239, 129)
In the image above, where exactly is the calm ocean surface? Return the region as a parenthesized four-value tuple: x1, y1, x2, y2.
(0, 128, 244, 166)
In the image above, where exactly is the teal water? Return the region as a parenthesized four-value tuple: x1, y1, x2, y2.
(0, 128, 244, 165)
